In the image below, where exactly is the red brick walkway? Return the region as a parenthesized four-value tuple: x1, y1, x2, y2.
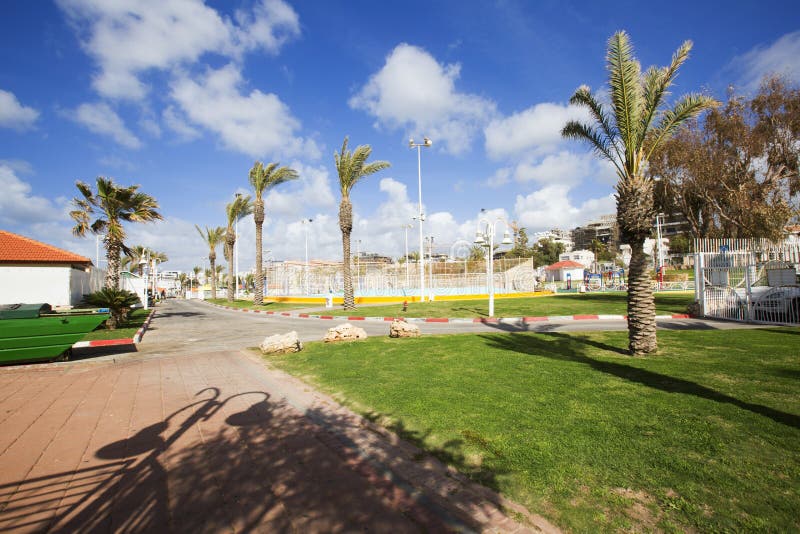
(0, 351, 557, 533)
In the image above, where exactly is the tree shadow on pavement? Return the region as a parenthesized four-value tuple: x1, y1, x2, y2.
(0, 388, 425, 533)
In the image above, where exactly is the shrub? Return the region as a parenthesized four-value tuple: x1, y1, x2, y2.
(83, 288, 141, 329)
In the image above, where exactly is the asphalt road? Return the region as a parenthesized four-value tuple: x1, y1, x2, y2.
(128, 298, 756, 357)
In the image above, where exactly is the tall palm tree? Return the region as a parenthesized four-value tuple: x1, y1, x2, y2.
(224, 194, 253, 302)
(249, 161, 298, 305)
(195, 225, 226, 299)
(562, 31, 716, 354)
(334, 137, 390, 309)
(70, 177, 162, 289)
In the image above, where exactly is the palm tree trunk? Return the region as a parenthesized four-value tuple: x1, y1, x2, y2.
(627, 239, 657, 354)
(254, 203, 264, 306)
(225, 238, 235, 302)
(339, 198, 355, 310)
(209, 253, 217, 300)
(105, 240, 121, 289)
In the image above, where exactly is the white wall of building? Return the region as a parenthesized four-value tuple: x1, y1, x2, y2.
(70, 267, 104, 304)
(0, 265, 72, 306)
(559, 250, 595, 268)
(546, 267, 585, 282)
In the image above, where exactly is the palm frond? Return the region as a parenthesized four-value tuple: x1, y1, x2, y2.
(607, 31, 644, 162)
(639, 40, 692, 145)
(568, 85, 624, 163)
(645, 93, 718, 161)
(562, 121, 625, 177)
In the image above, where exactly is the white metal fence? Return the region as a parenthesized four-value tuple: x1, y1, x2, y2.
(695, 238, 800, 324)
(261, 258, 539, 298)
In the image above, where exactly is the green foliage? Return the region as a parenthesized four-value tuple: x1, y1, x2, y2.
(70, 177, 162, 289)
(268, 328, 800, 532)
(82, 288, 141, 330)
(531, 238, 565, 267)
(507, 227, 533, 258)
(468, 245, 486, 262)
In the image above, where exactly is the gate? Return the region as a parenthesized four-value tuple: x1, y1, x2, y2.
(695, 239, 800, 324)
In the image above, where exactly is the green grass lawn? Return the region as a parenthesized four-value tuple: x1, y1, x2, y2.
(80, 308, 150, 340)
(327, 292, 694, 318)
(264, 328, 800, 532)
(205, 298, 315, 311)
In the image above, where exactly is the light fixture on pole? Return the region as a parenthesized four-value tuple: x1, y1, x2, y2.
(234, 193, 242, 300)
(302, 218, 313, 295)
(409, 136, 432, 302)
(474, 210, 513, 317)
(403, 223, 412, 288)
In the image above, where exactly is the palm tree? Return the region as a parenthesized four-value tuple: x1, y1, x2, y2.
(249, 161, 298, 305)
(70, 177, 163, 289)
(224, 195, 253, 302)
(192, 266, 202, 287)
(195, 225, 226, 299)
(562, 31, 716, 355)
(215, 264, 226, 288)
(334, 137, 390, 309)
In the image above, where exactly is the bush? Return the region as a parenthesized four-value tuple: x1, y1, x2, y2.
(83, 288, 141, 329)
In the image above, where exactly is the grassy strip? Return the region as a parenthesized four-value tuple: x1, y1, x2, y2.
(80, 308, 150, 341)
(325, 292, 693, 318)
(264, 328, 800, 532)
(205, 298, 315, 311)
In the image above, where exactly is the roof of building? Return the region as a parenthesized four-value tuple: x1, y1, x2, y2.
(0, 230, 92, 265)
(545, 260, 585, 271)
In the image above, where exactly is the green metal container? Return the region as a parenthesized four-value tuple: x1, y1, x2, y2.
(0, 304, 110, 365)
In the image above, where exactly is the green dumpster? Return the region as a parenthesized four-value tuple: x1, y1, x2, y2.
(0, 303, 53, 319)
(0, 303, 109, 365)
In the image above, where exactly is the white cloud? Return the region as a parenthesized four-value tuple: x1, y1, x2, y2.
(0, 89, 39, 130)
(162, 105, 202, 141)
(514, 185, 615, 232)
(0, 165, 64, 225)
(70, 102, 142, 149)
(484, 102, 590, 159)
(139, 116, 161, 138)
(171, 64, 319, 159)
(514, 151, 594, 185)
(349, 43, 496, 154)
(486, 167, 512, 188)
(731, 30, 800, 91)
(262, 162, 336, 215)
(57, 0, 300, 100)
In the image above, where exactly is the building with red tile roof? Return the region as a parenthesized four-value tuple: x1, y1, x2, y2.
(0, 230, 92, 265)
(0, 230, 100, 307)
(544, 259, 586, 283)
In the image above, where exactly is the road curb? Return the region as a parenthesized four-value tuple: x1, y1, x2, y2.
(204, 301, 692, 324)
(71, 309, 156, 349)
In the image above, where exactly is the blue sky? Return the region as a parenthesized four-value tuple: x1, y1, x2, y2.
(1, 0, 799, 272)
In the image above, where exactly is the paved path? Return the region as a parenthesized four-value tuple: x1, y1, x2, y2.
(0, 300, 562, 533)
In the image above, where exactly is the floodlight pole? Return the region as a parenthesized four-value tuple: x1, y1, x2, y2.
(409, 136, 431, 302)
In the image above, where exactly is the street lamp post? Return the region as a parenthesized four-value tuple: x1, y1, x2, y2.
(409, 136, 432, 302)
(474, 211, 513, 317)
(403, 223, 412, 288)
(139, 253, 149, 310)
(302, 219, 313, 295)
